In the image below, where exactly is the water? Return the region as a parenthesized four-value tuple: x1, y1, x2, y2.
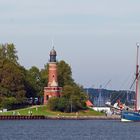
(0, 120, 140, 140)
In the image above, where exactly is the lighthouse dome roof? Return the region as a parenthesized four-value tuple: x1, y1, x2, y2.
(50, 48, 57, 55)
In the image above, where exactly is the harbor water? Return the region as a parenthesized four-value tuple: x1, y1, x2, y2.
(0, 120, 140, 140)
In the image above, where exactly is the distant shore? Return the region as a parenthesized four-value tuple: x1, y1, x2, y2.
(0, 115, 120, 120)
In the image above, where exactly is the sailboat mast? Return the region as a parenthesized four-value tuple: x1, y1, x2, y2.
(135, 43, 139, 111)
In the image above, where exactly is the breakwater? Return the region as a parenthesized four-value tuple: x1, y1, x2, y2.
(0, 115, 120, 120)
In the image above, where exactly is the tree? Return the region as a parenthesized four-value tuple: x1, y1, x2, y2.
(57, 60, 75, 87)
(41, 60, 87, 112)
(0, 44, 6, 58)
(61, 85, 87, 112)
(0, 58, 27, 109)
(40, 60, 76, 88)
(6, 43, 18, 64)
(25, 66, 44, 98)
(47, 85, 87, 112)
(47, 97, 59, 111)
(0, 44, 87, 111)
(0, 59, 25, 96)
(0, 43, 18, 64)
(40, 64, 49, 88)
(57, 97, 68, 112)
(1, 97, 17, 110)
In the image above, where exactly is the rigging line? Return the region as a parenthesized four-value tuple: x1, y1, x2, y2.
(111, 91, 122, 104)
(130, 77, 136, 90)
(119, 72, 134, 90)
(111, 73, 134, 104)
(130, 71, 140, 90)
(116, 73, 140, 104)
(111, 90, 127, 105)
(103, 79, 111, 89)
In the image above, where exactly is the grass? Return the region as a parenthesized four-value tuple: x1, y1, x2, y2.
(0, 105, 104, 116)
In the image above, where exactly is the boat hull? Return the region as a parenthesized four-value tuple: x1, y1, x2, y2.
(121, 111, 140, 122)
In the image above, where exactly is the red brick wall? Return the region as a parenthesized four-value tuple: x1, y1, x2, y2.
(44, 87, 62, 104)
(48, 63, 58, 86)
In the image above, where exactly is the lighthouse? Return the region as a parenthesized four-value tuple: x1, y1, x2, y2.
(44, 48, 62, 104)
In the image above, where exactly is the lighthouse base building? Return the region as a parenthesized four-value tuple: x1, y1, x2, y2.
(44, 86, 62, 104)
(44, 48, 62, 105)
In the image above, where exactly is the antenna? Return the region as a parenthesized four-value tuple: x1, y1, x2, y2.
(52, 39, 54, 48)
(136, 43, 139, 66)
(135, 43, 139, 111)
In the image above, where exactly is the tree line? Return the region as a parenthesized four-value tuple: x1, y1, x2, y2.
(0, 43, 87, 112)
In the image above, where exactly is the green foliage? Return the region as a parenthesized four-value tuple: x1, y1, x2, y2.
(62, 85, 87, 112)
(0, 97, 17, 110)
(0, 59, 26, 97)
(0, 58, 27, 109)
(0, 44, 87, 112)
(47, 85, 87, 113)
(40, 64, 49, 91)
(25, 66, 44, 98)
(38, 60, 87, 112)
(47, 97, 60, 111)
(57, 97, 68, 112)
(0, 43, 25, 108)
(16, 90, 26, 103)
(40, 60, 76, 88)
(57, 60, 75, 87)
(0, 43, 18, 64)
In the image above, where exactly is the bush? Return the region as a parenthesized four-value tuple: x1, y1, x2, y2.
(57, 97, 68, 112)
(1, 97, 17, 110)
(47, 97, 59, 111)
(47, 85, 88, 113)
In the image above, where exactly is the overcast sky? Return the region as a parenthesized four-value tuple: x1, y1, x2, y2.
(0, 0, 140, 90)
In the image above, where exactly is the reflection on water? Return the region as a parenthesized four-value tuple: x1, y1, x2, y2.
(0, 120, 140, 140)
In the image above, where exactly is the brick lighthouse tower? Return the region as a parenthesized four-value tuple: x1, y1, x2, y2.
(44, 48, 62, 104)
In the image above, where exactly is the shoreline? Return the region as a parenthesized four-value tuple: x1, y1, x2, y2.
(0, 115, 120, 120)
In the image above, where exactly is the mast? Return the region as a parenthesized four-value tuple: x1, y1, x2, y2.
(135, 43, 139, 111)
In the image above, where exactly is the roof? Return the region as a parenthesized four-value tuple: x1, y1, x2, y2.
(86, 100, 93, 107)
(50, 48, 57, 55)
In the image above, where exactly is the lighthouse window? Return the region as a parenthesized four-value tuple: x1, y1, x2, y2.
(50, 56, 56, 62)
(46, 95, 49, 100)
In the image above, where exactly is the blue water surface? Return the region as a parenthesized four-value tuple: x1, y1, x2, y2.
(0, 120, 139, 140)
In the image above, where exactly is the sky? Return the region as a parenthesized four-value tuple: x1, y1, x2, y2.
(0, 0, 140, 90)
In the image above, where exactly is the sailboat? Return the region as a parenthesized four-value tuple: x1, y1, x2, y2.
(121, 43, 140, 122)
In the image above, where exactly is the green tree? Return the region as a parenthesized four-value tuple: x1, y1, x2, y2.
(6, 43, 18, 64)
(40, 64, 49, 88)
(0, 44, 6, 58)
(0, 43, 18, 64)
(47, 85, 87, 112)
(58, 60, 75, 87)
(0, 58, 27, 109)
(40, 60, 75, 88)
(1, 97, 17, 110)
(47, 97, 59, 111)
(61, 85, 87, 112)
(42, 60, 87, 112)
(25, 66, 44, 98)
(57, 97, 68, 112)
